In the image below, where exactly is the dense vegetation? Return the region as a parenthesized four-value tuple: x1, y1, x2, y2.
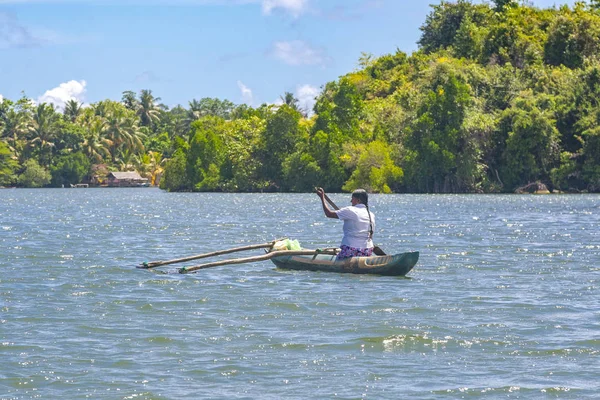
(2, 0, 600, 193)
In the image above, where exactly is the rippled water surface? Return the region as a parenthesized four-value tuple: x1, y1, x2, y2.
(1, 189, 599, 399)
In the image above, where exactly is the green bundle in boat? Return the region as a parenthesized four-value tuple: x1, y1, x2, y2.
(272, 239, 302, 251)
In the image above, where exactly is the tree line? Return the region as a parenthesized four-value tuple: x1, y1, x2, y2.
(1, 0, 599, 193)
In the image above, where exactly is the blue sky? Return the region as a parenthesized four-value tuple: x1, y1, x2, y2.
(0, 0, 578, 111)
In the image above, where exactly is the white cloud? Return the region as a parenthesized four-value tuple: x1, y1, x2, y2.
(0, 94, 4, 103)
(296, 84, 319, 115)
(262, 0, 308, 17)
(237, 80, 254, 105)
(270, 40, 327, 66)
(37, 80, 86, 110)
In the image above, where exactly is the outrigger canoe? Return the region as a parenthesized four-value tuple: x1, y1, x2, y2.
(269, 251, 419, 276)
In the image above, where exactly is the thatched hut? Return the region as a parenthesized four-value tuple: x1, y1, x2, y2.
(106, 171, 149, 187)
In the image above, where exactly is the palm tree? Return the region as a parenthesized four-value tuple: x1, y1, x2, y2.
(280, 91, 300, 111)
(92, 101, 111, 118)
(64, 99, 83, 123)
(105, 110, 131, 162)
(116, 148, 135, 171)
(82, 118, 111, 163)
(28, 103, 59, 166)
(0, 107, 30, 161)
(132, 152, 149, 176)
(138, 89, 161, 128)
(148, 151, 165, 185)
(133, 150, 165, 185)
(103, 104, 145, 162)
(358, 52, 373, 69)
(121, 90, 138, 111)
(280, 91, 307, 117)
(124, 118, 146, 154)
(188, 98, 234, 120)
(188, 99, 203, 122)
(168, 105, 190, 139)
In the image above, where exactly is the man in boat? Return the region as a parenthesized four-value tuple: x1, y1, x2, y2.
(316, 187, 375, 260)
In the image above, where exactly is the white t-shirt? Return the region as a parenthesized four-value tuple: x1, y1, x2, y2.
(334, 204, 375, 249)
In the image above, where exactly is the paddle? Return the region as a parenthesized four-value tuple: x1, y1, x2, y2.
(138, 238, 287, 269)
(320, 190, 340, 211)
(315, 187, 386, 256)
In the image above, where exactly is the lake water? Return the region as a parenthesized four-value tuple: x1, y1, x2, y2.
(1, 188, 599, 399)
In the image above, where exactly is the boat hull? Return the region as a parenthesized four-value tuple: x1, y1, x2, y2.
(270, 251, 419, 276)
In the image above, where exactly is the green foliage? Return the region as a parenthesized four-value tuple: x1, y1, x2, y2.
(220, 117, 265, 191)
(160, 149, 188, 192)
(121, 91, 138, 111)
(18, 159, 51, 188)
(137, 89, 162, 129)
(173, 135, 189, 152)
(156, 106, 189, 140)
(544, 5, 600, 69)
(481, 5, 550, 68)
(0, 141, 18, 186)
(308, 78, 370, 191)
(189, 98, 236, 120)
(187, 116, 225, 190)
(63, 99, 83, 123)
(419, 1, 491, 54)
(282, 151, 322, 192)
(145, 132, 172, 155)
(28, 103, 60, 167)
(404, 64, 474, 192)
(493, 0, 517, 12)
(258, 105, 303, 188)
(453, 14, 487, 60)
(460, 109, 496, 192)
(50, 152, 91, 187)
(498, 96, 560, 190)
(3, 1, 600, 193)
(366, 50, 408, 81)
(550, 151, 579, 191)
(581, 126, 600, 191)
(342, 141, 403, 193)
(55, 121, 86, 155)
(81, 116, 111, 163)
(1, 98, 32, 166)
(195, 163, 221, 191)
(279, 92, 302, 114)
(332, 79, 364, 140)
(307, 130, 347, 191)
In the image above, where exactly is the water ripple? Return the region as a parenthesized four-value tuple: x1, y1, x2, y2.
(1, 189, 599, 399)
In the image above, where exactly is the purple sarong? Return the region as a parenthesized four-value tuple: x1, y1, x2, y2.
(336, 244, 373, 260)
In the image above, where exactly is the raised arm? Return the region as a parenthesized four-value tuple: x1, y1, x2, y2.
(316, 187, 338, 219)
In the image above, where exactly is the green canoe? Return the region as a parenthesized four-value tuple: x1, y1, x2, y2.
(269, 251, 419, 276)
